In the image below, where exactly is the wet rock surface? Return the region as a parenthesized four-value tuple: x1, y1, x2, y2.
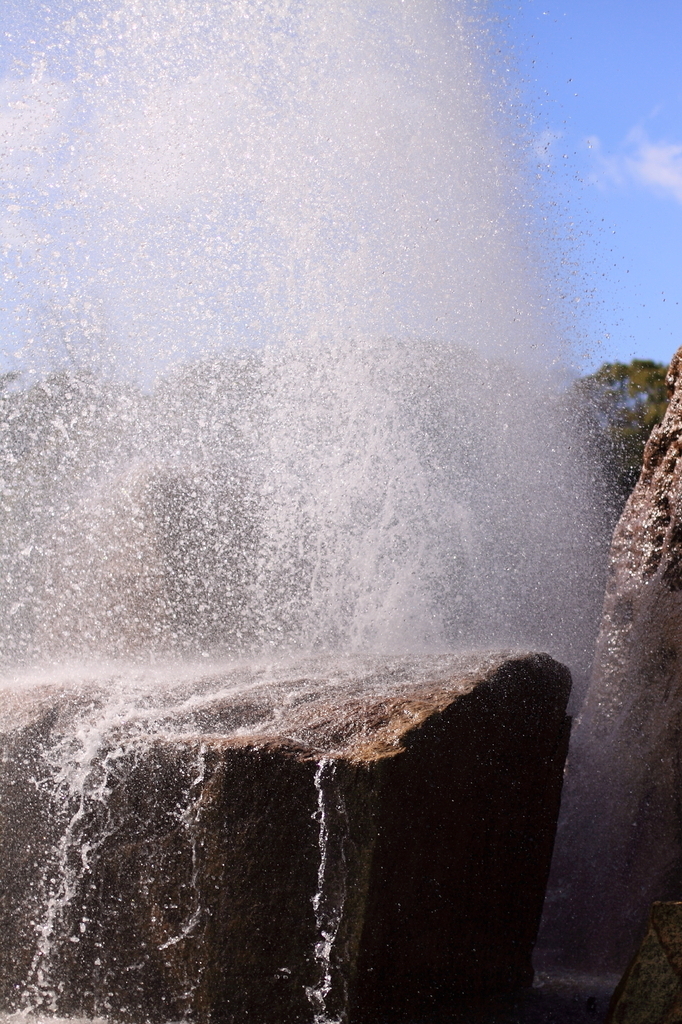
(545, 346, 682, 972)
(0, 652, 570, 1023)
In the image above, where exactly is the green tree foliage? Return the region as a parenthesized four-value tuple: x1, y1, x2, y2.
(578, 358, 670, 501)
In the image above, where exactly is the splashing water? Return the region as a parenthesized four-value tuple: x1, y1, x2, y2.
(0, 8, 615, 1009)
(0, 0, 610, 679)
(3, 1, 562, 369)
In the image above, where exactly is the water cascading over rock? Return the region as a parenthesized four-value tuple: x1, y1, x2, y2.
(0, 0, 612, 1018)
(0, 653, 571, 1023)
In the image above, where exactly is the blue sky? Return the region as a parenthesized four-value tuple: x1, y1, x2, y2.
(507, 0, 682, 370)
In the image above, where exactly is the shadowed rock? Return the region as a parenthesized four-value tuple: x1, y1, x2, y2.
(544, 346, 682, 972)
(0, 652, 570, 1023)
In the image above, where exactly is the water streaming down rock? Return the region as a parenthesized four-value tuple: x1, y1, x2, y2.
(0, 0, 612, 1018)
(0, 652, 572, 1022)
(308, 758, 349, 1024)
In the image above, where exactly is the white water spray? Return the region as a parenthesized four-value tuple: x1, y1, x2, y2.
(0, 0, 608, 676)
(307, 758, 349, 1024)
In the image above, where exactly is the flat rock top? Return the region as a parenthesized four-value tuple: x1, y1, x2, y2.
(0, 651, 569, 760)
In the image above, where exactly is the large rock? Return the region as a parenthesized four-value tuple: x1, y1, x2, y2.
(544, 347, 682, 971)
(0, 652, 570, 1023)
(607, 903, 682, 1024)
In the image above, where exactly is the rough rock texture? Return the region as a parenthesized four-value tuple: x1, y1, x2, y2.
(543, 347, 682, 972)
(607, 903, 682, 1024)
(0, 652, 570, 1023)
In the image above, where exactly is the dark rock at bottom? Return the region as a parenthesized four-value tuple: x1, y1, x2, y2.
(416, 971, 617, 1024)
(0, 652, 571, 1023)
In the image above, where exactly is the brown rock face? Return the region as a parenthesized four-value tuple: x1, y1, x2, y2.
(545, 347, 682, 971)
(607, 903, 682, 1024)
(0, 652, 570, 1023)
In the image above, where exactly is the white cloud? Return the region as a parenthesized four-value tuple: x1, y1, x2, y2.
(625, 129, 682, 203)
(586, 127, 682, 204)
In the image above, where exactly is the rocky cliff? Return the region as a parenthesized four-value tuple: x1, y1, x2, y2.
(544, 346, 682, 972)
